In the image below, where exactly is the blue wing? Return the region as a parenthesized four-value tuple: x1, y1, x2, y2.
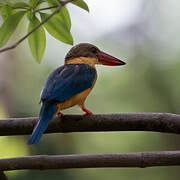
(40, 64, 96, 103)
(28, 64, 96, 145)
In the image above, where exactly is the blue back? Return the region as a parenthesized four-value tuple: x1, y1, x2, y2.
(40, 64, 96, 103)
(28, 64, 96, 145)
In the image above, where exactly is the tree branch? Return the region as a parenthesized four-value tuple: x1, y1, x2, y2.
(0, 113, 180, 136)
(0, 0, 74, 53)
(0, 171, 8, 180)
(1, 151, 180, 171)
(1, 114, 180, 171)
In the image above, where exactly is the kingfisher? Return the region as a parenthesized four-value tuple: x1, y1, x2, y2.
(28, 43, 126, 145)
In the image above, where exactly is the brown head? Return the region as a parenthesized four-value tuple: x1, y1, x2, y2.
(65, 43, 126, 66)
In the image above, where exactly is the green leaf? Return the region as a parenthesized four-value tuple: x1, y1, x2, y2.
(40, 12, 73, 45)
(57, 6, 71, 30)
(12, 2, 30, 8)
(0, 0, 9, 7)
(29, 0, 44, 8)
(0, 5, 15, 20)
(46, 0, 58, 6)
(71, 0, 89, 12)
(48, 2, 71, 31)
(28, 15, 46, 62)
(27, 11, 34, 20)
(0, 11, 26, 47)
(29, 0, 38, 6)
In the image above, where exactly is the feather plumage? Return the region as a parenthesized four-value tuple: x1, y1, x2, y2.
(40, 64, 96, 103)
(28, 63, 96, 144)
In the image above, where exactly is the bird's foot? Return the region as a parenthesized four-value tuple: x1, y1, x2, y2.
(82, 107, 93, 116)
(57, 112, 64, 117)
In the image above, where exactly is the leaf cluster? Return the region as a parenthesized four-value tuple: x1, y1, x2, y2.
(0, 0, 89, 62)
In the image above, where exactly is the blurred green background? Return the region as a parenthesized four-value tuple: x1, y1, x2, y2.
(1, 0, 180, 179)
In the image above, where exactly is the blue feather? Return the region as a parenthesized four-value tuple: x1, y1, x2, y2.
(27, 103, 57, 145)
(28, 64, 96, 145)
(40, 64, 96, 103)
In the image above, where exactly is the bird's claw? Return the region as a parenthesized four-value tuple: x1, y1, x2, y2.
(82, 107, 93, 116)
(57, 112, 64, 117)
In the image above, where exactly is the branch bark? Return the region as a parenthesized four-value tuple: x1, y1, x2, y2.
(0, 171, 8, 180)
(0, 151, 180, 171)
(1, 114, 180, 171)
(0, 113, 180, 136)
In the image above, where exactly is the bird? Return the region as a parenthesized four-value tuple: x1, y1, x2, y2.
(27, 43, 126, 145)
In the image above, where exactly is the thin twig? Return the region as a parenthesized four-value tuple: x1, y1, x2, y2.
(1, 151, 180, 171)
(0, 0, 74, 53)
(0, 113, 180, 136)
(34, 5, 58, 13)
(32, 0, 42, 10)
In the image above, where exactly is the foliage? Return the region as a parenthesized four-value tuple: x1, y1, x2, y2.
(0, 0, 89, 62)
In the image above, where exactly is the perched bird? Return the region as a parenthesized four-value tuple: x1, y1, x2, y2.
(28, 43, 126, 145)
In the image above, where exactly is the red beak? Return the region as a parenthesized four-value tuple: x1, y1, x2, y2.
(97, 51, 126, 66)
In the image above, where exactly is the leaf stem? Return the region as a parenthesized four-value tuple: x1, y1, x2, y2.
(34, 5, 58, 13)
(10, 6, 30, 10)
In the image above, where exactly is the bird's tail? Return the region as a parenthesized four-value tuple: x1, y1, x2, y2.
(27, 103, 57, 145)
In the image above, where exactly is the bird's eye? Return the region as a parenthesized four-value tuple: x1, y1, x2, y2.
(91, 47, 97, 54)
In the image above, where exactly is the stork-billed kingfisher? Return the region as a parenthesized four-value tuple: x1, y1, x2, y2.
(28, 43, 126, 145)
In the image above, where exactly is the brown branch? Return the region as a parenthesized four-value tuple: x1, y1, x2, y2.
(0, 0, 74, 53)
(1, 151, 180, 171)
(1, 114, 180, 171)
(0, 113, 180, 136)
(0, 171, 8, 180)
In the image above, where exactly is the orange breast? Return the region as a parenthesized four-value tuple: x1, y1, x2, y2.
(57, 74, 97, 112)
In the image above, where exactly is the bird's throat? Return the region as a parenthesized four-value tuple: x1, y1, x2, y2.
(65, 57, 98, 67)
